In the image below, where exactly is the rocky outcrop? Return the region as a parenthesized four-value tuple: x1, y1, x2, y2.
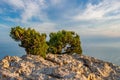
(0, 53, 120, 80)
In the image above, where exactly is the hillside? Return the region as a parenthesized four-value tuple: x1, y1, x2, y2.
(0, 53, 120, 80)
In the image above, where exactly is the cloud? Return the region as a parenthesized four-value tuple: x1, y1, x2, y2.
(23, 22, 57, 34)
(1, 0, 120, 38)
(4, 17, 20, 23)
(0, 24, 11, 43)
(0, 24, 9, 29)
(21, 2, 40, 23)
(3, 0, 25, 9)
(3, 0, 48, 23)
(21, 0, 48, 23)
(73, 0, 120, 20)
(61, 0, 120, 37)
(50, 0, 62, 5)
(62, 19, 120, 37)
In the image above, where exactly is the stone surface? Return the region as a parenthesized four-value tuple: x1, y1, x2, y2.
(0, 53, 120, 80)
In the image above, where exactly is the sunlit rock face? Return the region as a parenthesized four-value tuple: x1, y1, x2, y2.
(0, 53, 120, 80)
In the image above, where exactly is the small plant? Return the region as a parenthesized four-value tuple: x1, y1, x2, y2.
(10, 26, 48, 58)
(48, 30, 82, 54)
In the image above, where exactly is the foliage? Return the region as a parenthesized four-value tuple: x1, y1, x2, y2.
(48, 30, 82, 54)
(10, 26, 48, 58)
(10, 26, 82, 57)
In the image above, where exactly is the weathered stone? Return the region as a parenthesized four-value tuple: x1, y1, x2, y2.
(1, 59, 9, 68)
(97, 63, 113, 77)
(0, 53, 119, 80)
(87, 73, 96, 80)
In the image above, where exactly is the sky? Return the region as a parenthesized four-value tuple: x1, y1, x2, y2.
(0, 0, 120, 36)
(0, 0, 120, 64)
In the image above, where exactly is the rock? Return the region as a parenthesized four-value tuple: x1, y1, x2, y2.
(87, 73, 96, 80)
(1, 59, 9, 68)
(97, 63, 113, 77)
(0, 53, 120, 80)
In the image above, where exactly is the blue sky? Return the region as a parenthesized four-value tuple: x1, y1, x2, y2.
(0, 0, 120, 37)
(0, 0, 120, 44)
(0, 0, 120, 64)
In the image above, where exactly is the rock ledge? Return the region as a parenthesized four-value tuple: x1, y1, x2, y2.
(0, 53, 120, 80)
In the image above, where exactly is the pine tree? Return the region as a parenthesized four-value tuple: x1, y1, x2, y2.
(10, 26, 48, 58)
(48, 30, 82, 54)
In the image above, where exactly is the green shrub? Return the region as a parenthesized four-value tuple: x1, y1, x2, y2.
(48, 30, 82, 54)
(10, 26, 82, 57)
(10, 26, 48, 58)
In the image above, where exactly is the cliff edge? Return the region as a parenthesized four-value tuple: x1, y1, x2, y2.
(0, 53, 120, 80)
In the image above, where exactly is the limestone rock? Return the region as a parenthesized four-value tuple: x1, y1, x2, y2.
(0, 53, 119, 80)
(1, 59, 9, 68)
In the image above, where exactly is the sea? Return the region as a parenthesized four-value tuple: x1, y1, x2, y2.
(0, 35, 120, 66)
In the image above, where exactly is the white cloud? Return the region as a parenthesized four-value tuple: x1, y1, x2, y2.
(66, 0, 120, 37)
(3, 0, 48, 23)
(61, 19, 120, 37)
(26, 22, 57, 34)
(21, 2, 39, 23)
(0, 24, 9, 28)
(38, 0, 46, 6)
(97, 23, 120, 37)
(4, 0, 25, 9)
(73, 0, 120, 20)
(50, 0, 62, 5)
(2, 0, 120, 38)
(4, 17, 20, 23)
(22, 0, 48, 23)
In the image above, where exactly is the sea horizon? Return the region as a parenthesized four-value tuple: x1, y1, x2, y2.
(0, 34, 120, 66)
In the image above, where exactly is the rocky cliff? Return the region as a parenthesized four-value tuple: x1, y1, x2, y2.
(0, 53, 120, 80)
